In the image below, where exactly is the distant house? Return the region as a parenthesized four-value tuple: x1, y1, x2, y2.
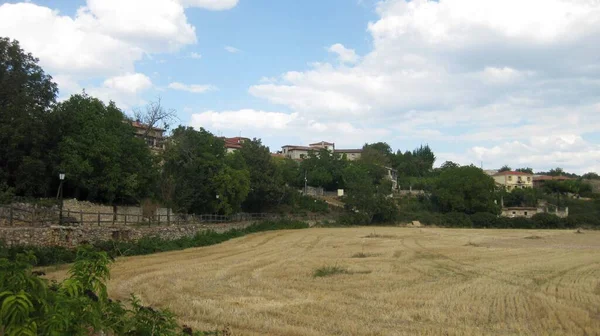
(131, 121, 165, 152)
(222, 137, 249, 153)
(336, 148, 363, 161)
(533, 175, 573, 188)
(281, 141, 363, 161)
(493, 171, 533, 191)
(385, 167, 398, 190)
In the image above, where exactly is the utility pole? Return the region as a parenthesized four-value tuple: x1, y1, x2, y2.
(304, 170, 308, 195)
(58, 173, 65, 225)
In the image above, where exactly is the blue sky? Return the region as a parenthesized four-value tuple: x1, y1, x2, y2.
(1, 0, 600, 173)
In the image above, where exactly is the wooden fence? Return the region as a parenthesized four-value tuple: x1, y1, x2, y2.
(0, 205, 323, 227)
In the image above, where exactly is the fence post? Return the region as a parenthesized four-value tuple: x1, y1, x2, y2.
(97, 212, 101, 226)
(9, 206, 13, 227)
(157, 213, 161, 225)
(167, 208, 170, 225)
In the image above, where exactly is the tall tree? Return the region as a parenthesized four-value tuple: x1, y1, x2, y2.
(516, 167, 534, 174)
(48, 94, 158, 204)
(239, 139, 285, 212)
(499, 165, 512, 172)
(132, 97, 177, 137)
(0, 37, 58, 196)
(432, 165, 499, 214)
(162, 127, 249, 214)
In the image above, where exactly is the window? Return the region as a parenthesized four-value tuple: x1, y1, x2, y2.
(512, 211, 516, 215)
(524, 212, 528, 216)
(508, 176, 512, 181)
(527, 177, 531, 182)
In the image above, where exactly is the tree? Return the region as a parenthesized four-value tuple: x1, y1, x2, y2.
(516, 167, 534, 174)
(48, 94, 158, 204)
(239, 139, 285, 212)
(432, 165, 499, 214)
(300, 149, 347, 190)
(133, 97, 177, 137)
(499, 165, 512, 172)
(0, 37, 58, 197)
(582, 172, 600, 180)
(343, 173, 398, 225)
(440, 161, 460, 170)
(162, 127, 249, 215)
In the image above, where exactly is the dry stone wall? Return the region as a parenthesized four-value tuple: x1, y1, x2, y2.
(0, 222, 254, 248)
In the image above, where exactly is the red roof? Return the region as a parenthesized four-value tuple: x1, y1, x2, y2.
(222, 137, 249, 149)
(493, 171, 532, 176)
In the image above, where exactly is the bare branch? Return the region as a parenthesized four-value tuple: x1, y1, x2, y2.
(133, 97, 178, 137)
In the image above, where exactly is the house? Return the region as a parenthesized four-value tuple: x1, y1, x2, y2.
(282, 141, 364, 161)
(131, 121, 165, 152)
(493, 171, 533, 191)
(533, 175, 573, 188)
(336, 149, 363, 161)
(222, 137, 249, 153)
(501, 207, 539, 218)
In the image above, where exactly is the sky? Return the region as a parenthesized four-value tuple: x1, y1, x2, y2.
(1, 0, 600, 174)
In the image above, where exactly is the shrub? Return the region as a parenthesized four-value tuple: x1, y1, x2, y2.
(443, 212, 473, 228)
(531, 213, 564, 229)
(0, 248, 201, 335)
(470, 212, 498, 228)
(313, 265, 349, 278)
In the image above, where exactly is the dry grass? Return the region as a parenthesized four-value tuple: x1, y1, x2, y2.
(46, 228, 600, 335)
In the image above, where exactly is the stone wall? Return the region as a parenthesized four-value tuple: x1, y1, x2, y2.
(0, 222, 254, 248)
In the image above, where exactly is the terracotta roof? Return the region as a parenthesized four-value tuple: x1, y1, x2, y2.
(309, 141, 334, 146)
(533, 175, 573, 181)
(493, 171, 533, 176)
(131, 121, 165, 132)
(335, 149, 362, 153)
(222, 137, 249, 149)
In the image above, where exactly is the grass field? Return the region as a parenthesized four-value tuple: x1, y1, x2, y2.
(47, 228, 600, 335)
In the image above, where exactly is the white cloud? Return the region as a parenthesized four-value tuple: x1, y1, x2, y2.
(240, 0, 600, 171)
(179, 0, 238, 10)
(168, 82, 216, 93)
(87, 73, 153, 108)
(328, 43, 359, 64)
(0, 0, 237, 107)
(466, 135, 600, 174)
(189, 52, 202, 59)
(224, 45, 241, 53)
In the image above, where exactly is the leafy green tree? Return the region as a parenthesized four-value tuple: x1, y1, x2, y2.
(239, 139, 285, 212)
(300, 149, 347, 190)
(432, 165, 499, 214)
(162, 126, 249, 215)
(440, 161, 460, 171)
(0, 37, 58, 197)
(501, 188, 539, 207)
(499, 165, 512, 172)
(343, 175, 398, 224)
(582, 172, 600, 180)
(47, 94, 158, 204)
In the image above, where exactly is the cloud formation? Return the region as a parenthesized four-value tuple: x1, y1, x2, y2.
(0, 0, 237, 105)
(194, 0, 600, 172)
(168, 82, 216, 93)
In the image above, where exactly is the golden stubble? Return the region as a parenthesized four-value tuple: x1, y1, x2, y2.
(46, 228, 600, 335)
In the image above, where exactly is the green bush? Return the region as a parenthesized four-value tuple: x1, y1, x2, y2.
(470, 212, 498, 228)
(531, 213, 564, 229)
(0, 248, 205, 335)
(443, 212, 473, 228)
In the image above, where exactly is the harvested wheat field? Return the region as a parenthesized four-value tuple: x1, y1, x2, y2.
(50, 227, 600, 335)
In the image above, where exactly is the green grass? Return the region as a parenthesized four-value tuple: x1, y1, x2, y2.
(313, 265, 350, 278)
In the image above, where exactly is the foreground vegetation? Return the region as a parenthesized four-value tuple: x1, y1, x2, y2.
(46, 227, 599, 335)
(0, 220, 309, 267)
(0, 247, 218, 335)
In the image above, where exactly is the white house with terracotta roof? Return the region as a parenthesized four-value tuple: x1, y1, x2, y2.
(493, 171, 533, 191)
(222, 137, 249, 153)
(282, 141, 364, 161)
